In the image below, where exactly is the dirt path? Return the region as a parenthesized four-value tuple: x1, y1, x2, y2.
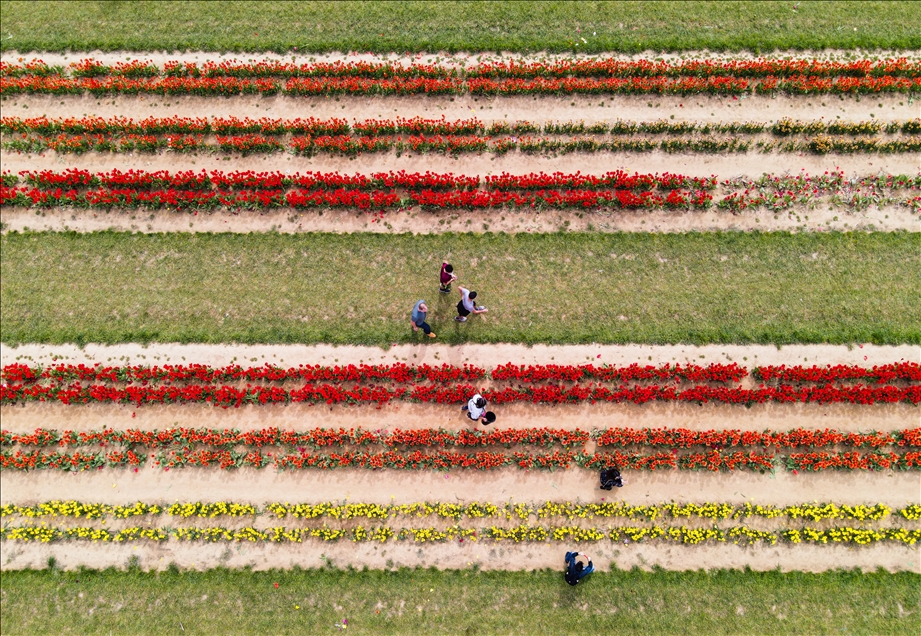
(4, 144, 914, 178)
(3, 75, 917, 121)
(2, 461, 917, 507)
(4, 202, 915, 235)
(4, 342, 915, 369)
(2, 536, 918, 573)
(1, 400, 916, 435)
(7, 49, 918, 67)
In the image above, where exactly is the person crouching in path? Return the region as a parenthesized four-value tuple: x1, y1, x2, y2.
(461, 393, 495, 425)
(600, 467, 625, 490)
(564, 551, 594, 586)
(455, 286, 488, 322)
(410, 300, 436, 339)
(440, 262, 457, 294)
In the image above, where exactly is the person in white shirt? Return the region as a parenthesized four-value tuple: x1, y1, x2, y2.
(455, 286, 488, 323)
(461, 394, 495, 424)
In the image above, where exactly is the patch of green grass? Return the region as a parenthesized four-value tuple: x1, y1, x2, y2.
(1, 567, 918, 635)
(1, 230, 918, 346)
(1, 1, 918, 53)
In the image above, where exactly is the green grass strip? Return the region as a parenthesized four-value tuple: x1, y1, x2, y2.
(2, 1, 919, 53)
(1, 567, 918, 635)
(2, 231, 918, 346)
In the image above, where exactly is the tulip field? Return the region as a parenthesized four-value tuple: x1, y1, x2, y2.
(1, 2, 920, 634)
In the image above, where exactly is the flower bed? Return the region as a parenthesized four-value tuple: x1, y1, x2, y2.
(5, 115, 918, 138)
(4, 497, 917, 545)
(4, 58, 917, 80)
(4, 169, 919, 214)
(1, 361, 488, 384)
(5, 426, 918, 450)
(3, 57, 919, 96)
(3, 362, 918, 408)
(465, 59, 921, 80)
(2, 426, 918, 472)
(2, 381, 918, 407)
(5, 500, 916, 522)
(4, 115, 918, 156)
(753, 363, 921, 383)
(1, 523, 917, 546)
(9, 361, 917, 387)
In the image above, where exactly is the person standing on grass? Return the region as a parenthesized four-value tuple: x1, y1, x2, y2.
(564, 551, 594, 586)
(455, 286, 488, 322)
(410, 300, 436, 339)
(440, 262, 457, 294)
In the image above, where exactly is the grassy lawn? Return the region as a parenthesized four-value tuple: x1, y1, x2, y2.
(1, 1, 918, 53)
(1, 231, 917, 346)
(0, 567, 917, 635)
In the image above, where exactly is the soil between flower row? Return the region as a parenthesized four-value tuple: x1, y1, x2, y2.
(2, 92, 914, 124)
(3, 342, 913, 370)
(3, 540, 917, 574)
(4, 203, 917, 234)
(2, 401, 917, 435)
(2, 149, 914, 197)
(2, 461, 917, 507)
(6, 51, 919, 68)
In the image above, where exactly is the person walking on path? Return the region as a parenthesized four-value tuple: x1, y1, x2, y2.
(564, 551, 594, 586)
(461, 394, 495, 424)
(455, 286, 488, 322)
(410, 300, 436, 338)
(600, 467, 625, 490)
(462, 393, 487, 420)
(440, 262, 457, 294)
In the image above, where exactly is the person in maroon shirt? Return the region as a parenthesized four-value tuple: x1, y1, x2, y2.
(439, 262, 457, 293)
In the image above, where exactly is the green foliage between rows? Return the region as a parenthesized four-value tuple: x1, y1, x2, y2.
(1, 567, 918, 635)
(1, 231, 918, 346)
(1, 1, 919, 53)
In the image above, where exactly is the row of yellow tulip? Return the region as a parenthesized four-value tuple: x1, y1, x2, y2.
(3, 500, 918, 522)
(2, 524, 918, 546)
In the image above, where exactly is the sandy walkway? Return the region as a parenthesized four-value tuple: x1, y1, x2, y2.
(6, 50, 918, 67)
(2, 536, 917, 573)
(1, 400, 916, 435)
(2, 89, 915, 122)
(2, 463, 917, 507)
(4, 202, 915, 234)
(4, 342, 916, 369)
(4, 146, 915, 179)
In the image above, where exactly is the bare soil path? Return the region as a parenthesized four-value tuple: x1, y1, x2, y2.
(1, 401, 916, 435)
(4, 342, 916, 369)
(3, 461, 917, 507)
(4, 201, 915, 234)
(2, 535, 918, 574)
(3, 91, 915, 123)
(4, 142, 913, 178)
(7, 49, 918, 67)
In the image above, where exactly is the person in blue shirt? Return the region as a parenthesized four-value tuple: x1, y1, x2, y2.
(564, 551, 594, 586)
(410, 300, 436, 338)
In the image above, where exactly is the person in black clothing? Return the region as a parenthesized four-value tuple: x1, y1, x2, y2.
(564, 551, 594, 586)
(600, 467, 624, 490)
